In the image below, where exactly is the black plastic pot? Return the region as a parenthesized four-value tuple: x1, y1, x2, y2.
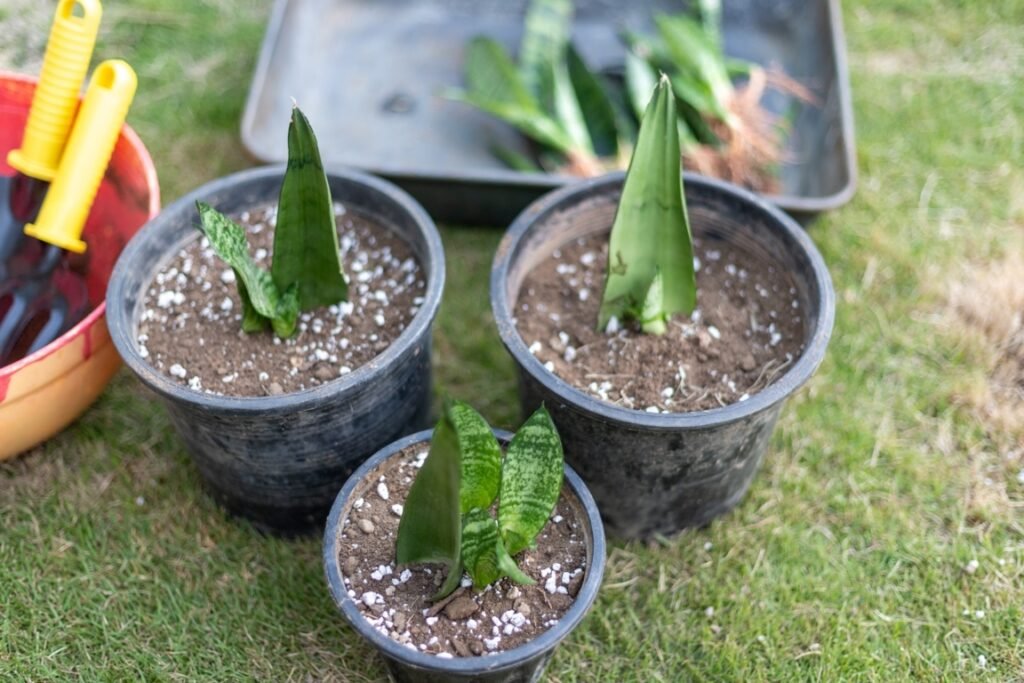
(323, 429, 606, 683)
(491, 172, 835, 540)
(107, 165, 444, 534)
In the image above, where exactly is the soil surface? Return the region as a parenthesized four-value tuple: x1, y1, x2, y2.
(337, 444, 588, 658)
(138, 203, 425, 397)
(515, 231, 805, 412)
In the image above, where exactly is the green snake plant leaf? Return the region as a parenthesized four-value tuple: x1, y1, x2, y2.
(625, 49, 659, 120)
(491, 144, 543, 172)
(453, 37, 576, 154)
(518, 0, 591, 155)
(461, 508, 501, 587)
(624, 38, 697, 150)
(519, 0, 573, 112)
(451, 91, 575, 154)
(655, 14, 733, 122)
(698, 0, 722, 48)
(272, 106, 348, 311)
(677, 95, 721, 147)
(465, 36, 537, 110)
(396, 410, 464, 601)
(196, 202, 300, 337)
(641, 269, 668, 335)
(495, 536, 535, 585)
(498, 406, 564, 556)
(272, 283, 300, 338)
(236, 279, 267, 334)
(567, 45, 620, 158)
(669, 71, 723, 123)
(549, 56, 593, 156)
(598, 75, 696, 332)
(462, 509, 535, 588)
(446, 400, 502, 515)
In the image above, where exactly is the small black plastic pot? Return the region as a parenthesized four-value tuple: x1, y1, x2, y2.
(491, 172, 835, 540)
(107, 166, 444, 534)
(323, 429, 606, 683)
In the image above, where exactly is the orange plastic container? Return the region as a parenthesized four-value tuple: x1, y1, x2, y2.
(0, 72, 160, 459)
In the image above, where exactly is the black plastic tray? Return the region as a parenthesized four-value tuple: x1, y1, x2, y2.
(241, 0, 856, 226)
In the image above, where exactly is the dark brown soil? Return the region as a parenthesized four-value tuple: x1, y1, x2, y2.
(515, 231, 805, 412)
(336, 444, 587, 658)
(138, 203, 425, 397)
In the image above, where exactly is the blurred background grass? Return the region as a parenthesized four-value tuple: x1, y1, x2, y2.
(2, 0, 1023, 680)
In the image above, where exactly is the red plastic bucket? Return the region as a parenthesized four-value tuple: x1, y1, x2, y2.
(0, 72, 160, 459)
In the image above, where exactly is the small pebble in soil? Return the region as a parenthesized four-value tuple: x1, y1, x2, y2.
(139, 204, 425, 397)
(338, 445, 586, 658)
(515, 232, 805, 412)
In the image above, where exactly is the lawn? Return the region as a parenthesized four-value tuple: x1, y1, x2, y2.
(2, 0, 1023, 680)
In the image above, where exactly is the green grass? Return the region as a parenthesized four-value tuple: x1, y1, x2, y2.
(3, 0, 1024, 680)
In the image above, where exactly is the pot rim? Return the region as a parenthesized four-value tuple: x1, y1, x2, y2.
(107, 164, 444, 413)
(322, 428, 607, 675)
(0, 70, 161, 382)
(490, 171, 836, 431)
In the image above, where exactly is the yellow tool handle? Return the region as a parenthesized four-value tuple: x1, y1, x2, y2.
(25, 60, 137, 254)
(7, 0, 103, 182)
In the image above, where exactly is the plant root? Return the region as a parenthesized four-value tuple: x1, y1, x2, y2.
(683, 66, 816, 193)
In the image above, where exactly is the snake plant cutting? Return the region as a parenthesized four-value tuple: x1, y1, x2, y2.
(599, 75, 696, 336)
(396, 401, 564, 600)
(196, 106, 347, 338)
(454, 0, 808, 191)
(448, 0, 630, 176)
(624, 2, 813, 191)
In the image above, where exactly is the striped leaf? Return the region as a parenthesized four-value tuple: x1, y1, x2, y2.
(465, 37, 537, 110)
(655, 13, 733, 122)
(461, 508, 501, 587)
(498, 406, 564, 556)
(272, 107, 348, 311)
(567, 45, 619, 158)
(453, 37, 576, 154)
(598, 76, 696, 332)
(447, 400, 502, 515)
(519, 0, 573, 112)
(196, 202, 299, 338)
(396, 410, 464, 601)
(462, 509, 535, 588)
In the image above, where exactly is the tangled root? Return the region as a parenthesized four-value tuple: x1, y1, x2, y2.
(684, 66, 815, 193)
(557, 66, 815, 193)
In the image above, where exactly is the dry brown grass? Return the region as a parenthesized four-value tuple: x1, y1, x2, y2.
(948, 252, 1024, 441)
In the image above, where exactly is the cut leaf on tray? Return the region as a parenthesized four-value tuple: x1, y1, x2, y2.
(567, 45, 621, 159)
(519, 0, 573, 110)
(449, 0, 622, 177)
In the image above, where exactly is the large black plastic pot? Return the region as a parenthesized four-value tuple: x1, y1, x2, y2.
(491, 173, 835, 540)
(323, 429, 606, 683)
(107, 165, 444, 534)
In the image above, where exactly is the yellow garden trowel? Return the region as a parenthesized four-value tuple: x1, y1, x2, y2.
(3, 0, 102, 239)
(0, 2, 137, 364)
